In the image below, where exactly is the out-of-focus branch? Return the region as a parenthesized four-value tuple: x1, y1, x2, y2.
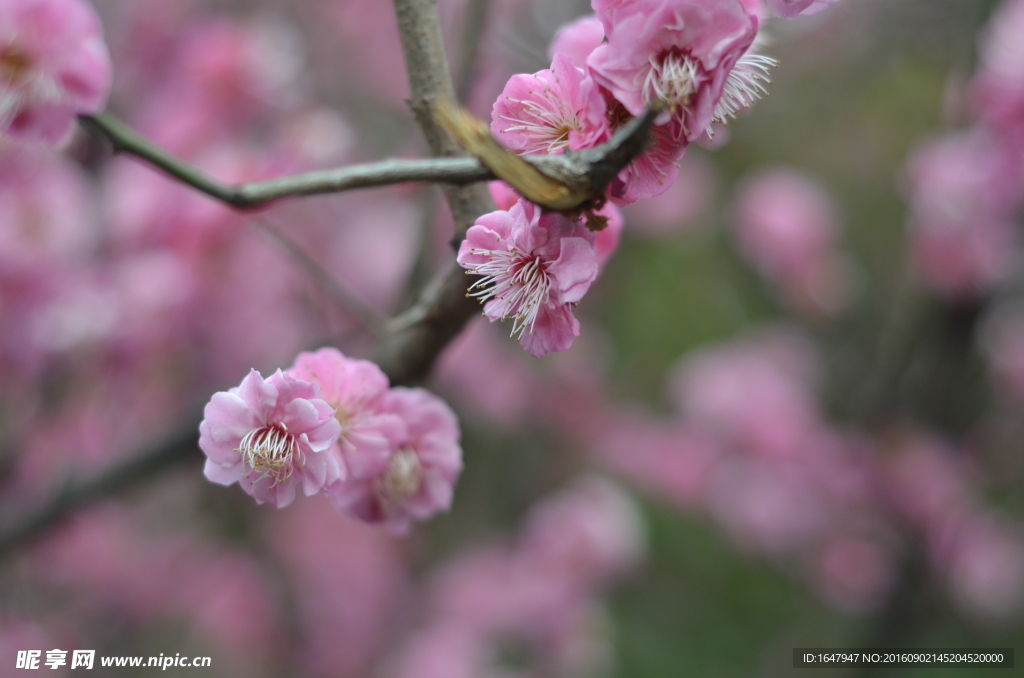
(250, 217, 386, 338)
(0, 423, 202, 559)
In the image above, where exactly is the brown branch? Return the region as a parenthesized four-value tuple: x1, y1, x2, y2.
(0, 423, 202, 559)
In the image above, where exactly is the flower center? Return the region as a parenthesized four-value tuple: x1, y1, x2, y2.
(468, 244, 553, 339)
(497, 92, 582, 154)
(238, 423, 302, 486)
(643, 50, 701, 115)
(0, 46, 32, 85)
(375, 448, 423, 508)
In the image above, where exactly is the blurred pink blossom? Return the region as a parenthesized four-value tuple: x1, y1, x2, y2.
(814, 536, 897, 614)
(549, 15, 605, 69)
(942, 515, 1024, 622)
(268, 499, 406, 678)
(906, 132, 1019, 298)
(0, 0, 111, 144)
(734, 167, 851, 315)
(519, 475, 645, 589)
(669, 328, 821, 458)
(765, 0, 841, 19)
(0, 144, 95, 282)
(199, 368, 342, 508)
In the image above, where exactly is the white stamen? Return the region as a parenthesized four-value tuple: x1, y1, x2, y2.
(497, 88, 582, 154)
(467, 236, 553, 339)
(643, 51, 701, 114)
(707, 52, 777, 135)
(237, 423, 302, 487)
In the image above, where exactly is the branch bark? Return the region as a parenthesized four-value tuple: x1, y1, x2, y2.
(80, 112, 493, 208)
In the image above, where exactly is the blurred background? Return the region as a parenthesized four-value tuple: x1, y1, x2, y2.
(1, 0, 1023, 675)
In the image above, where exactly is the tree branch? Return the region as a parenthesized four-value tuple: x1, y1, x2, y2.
(79, 112, 493, 208)
(0, 423, 203, 559)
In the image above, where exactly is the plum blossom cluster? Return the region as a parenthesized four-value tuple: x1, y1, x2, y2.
(0, 0, 111, 144)
(199, 348, 462, 534)
(460, 0, 847, 357)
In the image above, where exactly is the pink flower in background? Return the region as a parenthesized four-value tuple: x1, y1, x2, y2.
(288, 347, 402, 480)
(519, 476, 645, 588)
(0, 0, 111, 144)
(814, 536, 897, 614)
(492, 53, 609, 155)
(457, 199, 598, 358)
(0, 144, 95, 281)
(268, 500, 406, 678)
(549, 15, 605, 68)
(765, 0, 841, 18)
(972, 0, 1024, 140)
(905, 132, 1019, 298)
(734, 168, 851, 316)
(669, 328, 821, 458)
(943, 516, 1024, 622)
(588, 0, 758, 140)
(199, 368, 342, 508)
(327, 387, 462, 534)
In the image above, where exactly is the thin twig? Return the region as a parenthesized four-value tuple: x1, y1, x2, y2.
(250, 216, 386, 338)
(79, 112, 492, 208)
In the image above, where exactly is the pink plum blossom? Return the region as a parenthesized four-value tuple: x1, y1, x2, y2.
(199, 368, 342, 508)
(604, 87, 689, 204)
(734, 168, 851, 316)
(587, 0, 758, 140)
(288, 347, 403, 481)
(326, 386, 463, 534)
(549, 15, 605, 69)
(492, 53, 609, 155)
(765, 0, 841, 18)
(488, 181, 622, 266)
(0, 0, 111, 144)
(457, 199, 598, 358)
